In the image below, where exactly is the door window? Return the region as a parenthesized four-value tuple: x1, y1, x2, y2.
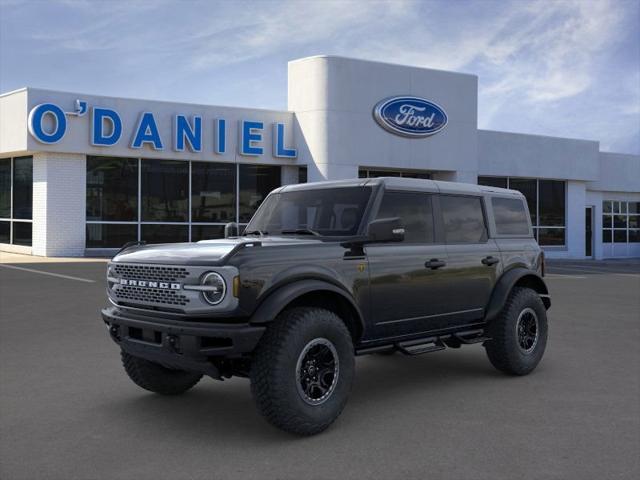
(375, 191, 434, 243)
(440, 195, 487, 244)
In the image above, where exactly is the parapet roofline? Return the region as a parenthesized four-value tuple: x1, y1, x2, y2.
(479, 128, 600, 147)
(2, 87, 292, 115)
(288, 55, 479, 79)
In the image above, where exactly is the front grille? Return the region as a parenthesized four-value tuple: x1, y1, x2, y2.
(115, 285, 190, 306)
(113, 264, 189, 282)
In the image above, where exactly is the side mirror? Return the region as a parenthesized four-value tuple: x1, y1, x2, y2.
(224, 222, 239, 238)
(366, 217, 405, 243)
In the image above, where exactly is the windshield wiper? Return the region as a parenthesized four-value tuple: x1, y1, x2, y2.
(243, 229, 268, 236)
(280, 228, 321, 236)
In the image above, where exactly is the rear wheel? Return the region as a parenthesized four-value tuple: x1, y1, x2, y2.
(250, 307, 355, 435)
(121, 351, 202, 395)
(484, 287, 548, 375)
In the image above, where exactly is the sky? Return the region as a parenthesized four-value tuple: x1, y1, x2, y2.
(1, 0, 639, 154)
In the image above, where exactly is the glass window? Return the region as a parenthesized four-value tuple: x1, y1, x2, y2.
(86, 223, 137, 248)
(628, 202, 640, 214)
(613, 215, 627, 228)
(478, 176, 508, 189)
(538, 228, 565, 246)
(86, 156, 138, 221)
(191, 162, 235, 223)
(0, 159, 10, 218)
(298, 166, 307, 184)
(629, 216, 639, 229)
(246, 187, 372, 237)
(141, 224, 188, 244)
(508, 178, 537, 225)
(492, 197, 530, 235)
(603, 229, 612, 243)
(191, 224, 225, 242)
(602, 201, 612, 213)
(613, 230, 627, 243)
(376, 191, 434, 243)
(603, 215, 612, 228)
(12, 156, 32, 219)
(0, 220, 9, 243)
(141, 160, 188, 222)
(629, 230, 640, 243)
(538, 180, 565, 226)
(440, 195, 487, 244)
(238, 165, 281, 223)
(12, 222, 32, 246)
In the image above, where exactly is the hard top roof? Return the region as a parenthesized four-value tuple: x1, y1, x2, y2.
(277, 177, 523, 197)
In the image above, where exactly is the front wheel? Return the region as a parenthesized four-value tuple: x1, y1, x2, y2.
(484, 287, 548, 375)
(250, 307, 355, 435)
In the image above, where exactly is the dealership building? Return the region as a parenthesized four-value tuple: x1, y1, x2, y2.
(1, 55, 638, 259)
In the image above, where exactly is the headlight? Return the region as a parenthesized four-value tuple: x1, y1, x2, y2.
(200, 272, 226, 305)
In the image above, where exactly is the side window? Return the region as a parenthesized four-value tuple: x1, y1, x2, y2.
(440, 195, 487, 243)
(375, 191, 434, 243)
(492, 197, 530, 235)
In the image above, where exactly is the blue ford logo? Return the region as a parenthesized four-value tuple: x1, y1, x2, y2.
(373, 96, 447, 138)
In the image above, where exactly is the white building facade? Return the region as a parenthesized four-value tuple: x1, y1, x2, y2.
(1, 56, 638, 258)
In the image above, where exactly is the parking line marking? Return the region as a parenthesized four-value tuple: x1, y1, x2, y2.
(545, 274, 586, 279)
(0, 264, 96, 283)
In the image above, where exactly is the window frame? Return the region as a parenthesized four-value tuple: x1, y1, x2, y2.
(0, 156, 33, 246)
(85, 157, 282, 249)
(602, 200, 640, 246)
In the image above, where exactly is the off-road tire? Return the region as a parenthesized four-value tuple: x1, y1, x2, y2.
(485, 287, 548, 375)
(121, 351, 202, 395)
(250, 307, 355, 435)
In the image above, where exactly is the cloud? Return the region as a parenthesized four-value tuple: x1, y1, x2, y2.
(1, 0, 638, 153)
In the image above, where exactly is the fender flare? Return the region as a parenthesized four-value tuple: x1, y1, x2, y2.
(249, 279, 365, 336)
(485, 268, 550, 322)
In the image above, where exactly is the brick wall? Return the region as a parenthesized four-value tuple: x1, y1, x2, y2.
(32, 152, 86, 256)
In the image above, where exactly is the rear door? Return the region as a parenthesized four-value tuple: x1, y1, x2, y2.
(365, 190, 450, 339)
(438, 194, 501, 326)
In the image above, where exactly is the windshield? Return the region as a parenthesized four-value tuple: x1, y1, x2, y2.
(245, 187, 372, 237)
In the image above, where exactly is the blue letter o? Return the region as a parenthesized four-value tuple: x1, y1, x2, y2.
(28, 103, 67, 144)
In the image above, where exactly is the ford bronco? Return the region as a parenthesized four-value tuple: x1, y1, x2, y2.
(102, 177, 550, 435)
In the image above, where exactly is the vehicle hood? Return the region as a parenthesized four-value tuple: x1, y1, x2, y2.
(111, 236, 326, 265)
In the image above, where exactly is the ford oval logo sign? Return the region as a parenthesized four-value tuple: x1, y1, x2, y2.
(373, 96, 447, 138)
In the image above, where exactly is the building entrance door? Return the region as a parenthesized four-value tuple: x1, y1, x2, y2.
(585, 206, 593, 258)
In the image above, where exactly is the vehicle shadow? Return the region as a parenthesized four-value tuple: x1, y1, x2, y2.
(99, 348, 515, 444)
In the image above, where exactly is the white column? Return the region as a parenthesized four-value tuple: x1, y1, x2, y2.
(280, 165, 299, 186)
(32, 152, 86, 257)
(565, 180, 586, 259)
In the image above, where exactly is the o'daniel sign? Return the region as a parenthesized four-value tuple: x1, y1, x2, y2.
(373, 96, 447, 138)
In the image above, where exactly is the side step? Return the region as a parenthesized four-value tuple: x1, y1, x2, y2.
(397, 337, 445, 356)
(355, 328, 491, 357)
(453, 329, 490, 345)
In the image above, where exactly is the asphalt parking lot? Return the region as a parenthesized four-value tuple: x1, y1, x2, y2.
(1, 256, 638, 480)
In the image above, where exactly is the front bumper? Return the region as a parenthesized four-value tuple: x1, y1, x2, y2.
(102, 306, 265, 378)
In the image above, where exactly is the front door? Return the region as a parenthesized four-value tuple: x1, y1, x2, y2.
(585, 206, 593, 257)
(365, 190, 450, 339)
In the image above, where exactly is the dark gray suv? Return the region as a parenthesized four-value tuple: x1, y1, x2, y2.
(102, 177, 550, 435)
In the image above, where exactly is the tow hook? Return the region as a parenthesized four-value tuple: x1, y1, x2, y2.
(167, 334, 180, 353)
(109, 325, 121, 342)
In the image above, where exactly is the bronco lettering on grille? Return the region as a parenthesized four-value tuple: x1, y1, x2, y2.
(119, 279, 181, 290)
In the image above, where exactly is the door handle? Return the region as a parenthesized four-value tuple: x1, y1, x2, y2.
(481, 256, 500, 266)
(425, 259, 446, 269)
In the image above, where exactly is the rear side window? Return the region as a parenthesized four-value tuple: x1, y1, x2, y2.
(376, 191, 434, 243)
(440, 195, 487, 243)
(492, 197, 530, 235)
